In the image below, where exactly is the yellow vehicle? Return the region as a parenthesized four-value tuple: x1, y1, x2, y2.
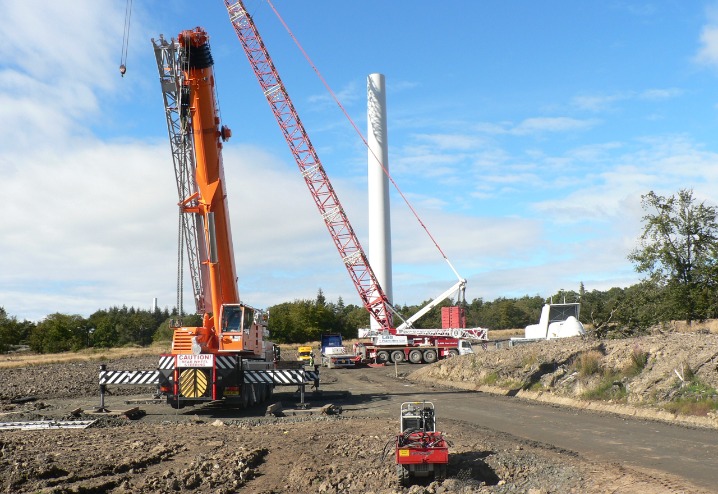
(297, 346, 314, 364)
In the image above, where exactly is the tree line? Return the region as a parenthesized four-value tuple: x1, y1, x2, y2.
(1, 188, 716, 352)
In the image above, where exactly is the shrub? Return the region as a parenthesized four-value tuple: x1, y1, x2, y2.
(664, 379, 718, 416)
(482, 372, 499, 386)
(582, 370, 626, 401)
(574, 350, 602, 376)
(626, 345, 649, 376)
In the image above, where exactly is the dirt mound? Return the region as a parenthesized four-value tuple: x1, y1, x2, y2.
(412, 333, 718, 426)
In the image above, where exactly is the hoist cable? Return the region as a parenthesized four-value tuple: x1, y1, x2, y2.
(119, 0, 133, 75)
(264, 0, 462, 282)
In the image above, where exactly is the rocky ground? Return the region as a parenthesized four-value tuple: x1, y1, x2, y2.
(414, 332, 718, 428)
(0, 332, 716, 493)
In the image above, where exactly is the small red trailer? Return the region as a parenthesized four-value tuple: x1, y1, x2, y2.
(395, 402, 449, 485)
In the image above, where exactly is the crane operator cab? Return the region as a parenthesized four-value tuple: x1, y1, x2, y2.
(219, 304, 250, 352)
(218, 303, 268, 357)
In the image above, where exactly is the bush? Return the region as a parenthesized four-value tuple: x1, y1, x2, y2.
(664, 378, 718, 416)
(626, 345, 649, 376)
(582, 370, 626, 401)
(574, 350, 602, 376)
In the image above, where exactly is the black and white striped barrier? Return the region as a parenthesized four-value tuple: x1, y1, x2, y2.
(95, 363, 160, 413)
(96, 363, 321, 410)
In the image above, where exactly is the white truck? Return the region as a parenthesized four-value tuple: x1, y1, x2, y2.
(511, 302, 586, 345)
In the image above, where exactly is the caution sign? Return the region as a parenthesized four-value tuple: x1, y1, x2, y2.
(398, 449, 410, 457)
(177, 354, 214, 368)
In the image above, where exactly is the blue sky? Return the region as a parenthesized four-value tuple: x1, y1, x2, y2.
(3, 1, 718, 321)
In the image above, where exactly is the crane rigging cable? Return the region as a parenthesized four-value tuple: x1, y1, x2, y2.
(119, 0, 133, 76)
(264, 0, 462, 282)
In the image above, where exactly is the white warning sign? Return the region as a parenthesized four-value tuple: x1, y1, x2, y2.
(176, 354, 214, 368)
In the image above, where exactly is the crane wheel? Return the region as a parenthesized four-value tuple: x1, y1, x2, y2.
(397, 464, 410, 486)
(408, 350, 423, 364)
(423, 349, 438, 363)
(391, 350, 405, 363)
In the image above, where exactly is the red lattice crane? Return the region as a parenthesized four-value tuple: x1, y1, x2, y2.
(223, 0, 395, 332)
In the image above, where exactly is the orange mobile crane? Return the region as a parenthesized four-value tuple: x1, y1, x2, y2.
(150, 27, 315, 409)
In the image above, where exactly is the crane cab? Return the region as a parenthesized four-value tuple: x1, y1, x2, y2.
(219, 303, 268, 357)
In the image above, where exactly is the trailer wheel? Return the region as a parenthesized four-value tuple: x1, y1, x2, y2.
(423, 349, 438, 363)
(397, 464, 410, 486)
(376, 350, 390, 363)
(408, 349, 423, 364)
(391, 350, 405, 363)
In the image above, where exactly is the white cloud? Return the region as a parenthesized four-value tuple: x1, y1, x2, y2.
(639, 88, 683, 100)
(572, 93, 627, 112)
(695, 7, 718, 68)
(511, 117, 598, 135)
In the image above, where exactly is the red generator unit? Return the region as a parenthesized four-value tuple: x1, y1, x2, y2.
(395, 402, 449, 485)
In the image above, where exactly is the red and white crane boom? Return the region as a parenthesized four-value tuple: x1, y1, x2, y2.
(223, 0, 394, 332)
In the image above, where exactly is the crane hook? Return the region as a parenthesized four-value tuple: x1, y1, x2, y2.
(119, 0, 132, 77)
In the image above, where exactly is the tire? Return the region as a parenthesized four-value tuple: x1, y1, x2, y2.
(241, 386, 251, 408)
(397, 464, 410, 487)
(376, 350, 390, 363)
(435, 463, 447, 481)
(391, 350, 405, 363)
(423, 349, 438, 363)
(447, 349, 459, 358)
(408, 349, 423, 364)
(260, 384, 269, 403)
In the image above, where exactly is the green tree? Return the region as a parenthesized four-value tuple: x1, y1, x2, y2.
(0, 308, 34, 352)
(29, 313, 87, 353)
(0, 308, 12, 352)
(628, 189, 718, 323)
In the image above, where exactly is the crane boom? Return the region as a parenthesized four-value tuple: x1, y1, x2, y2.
(224, 1, 394, 331)
(153, 27, 270, 357)
(151, 33, 208, 314)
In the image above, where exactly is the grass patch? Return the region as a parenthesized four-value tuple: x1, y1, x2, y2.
(573, 350, 603, 377)
(664, 378, 718, 416)
(581, 369, 627, 401)
(527, 380, 544, 391)
(481, 372, 499, 386)
(0, 344, 169, 369)
(625, 345, 649, 377)
(521, 352, 539, 368)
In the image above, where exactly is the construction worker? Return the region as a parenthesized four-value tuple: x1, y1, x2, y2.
(308, 352, 314, 367)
